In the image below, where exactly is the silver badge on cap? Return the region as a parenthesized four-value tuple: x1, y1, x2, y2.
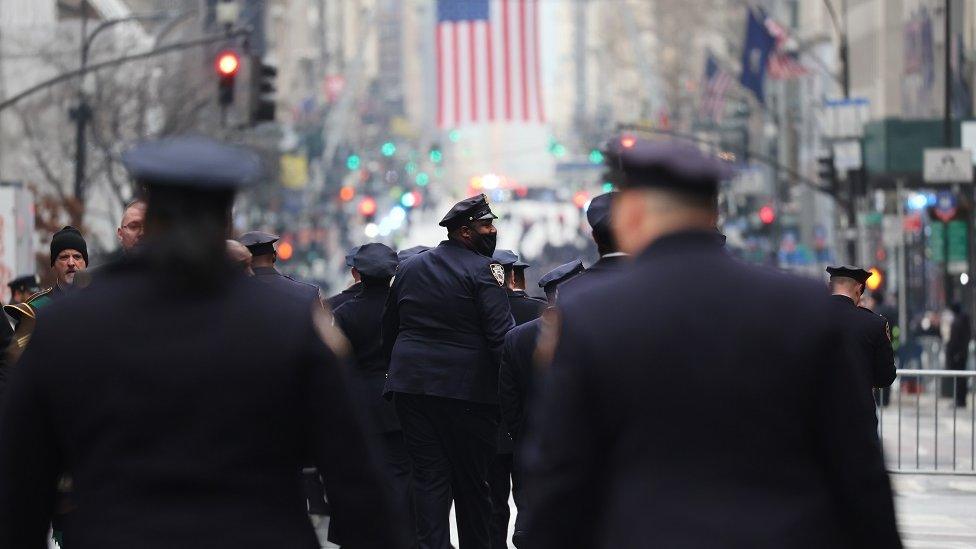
(489, 263, 505, 287)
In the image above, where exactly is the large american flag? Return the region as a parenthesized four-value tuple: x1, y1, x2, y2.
(436, 0, 545, 128)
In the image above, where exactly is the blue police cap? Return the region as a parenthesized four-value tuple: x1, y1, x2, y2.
(826, 265, 873, 284)
(345, 245, 363, 267)
(514, 257, 530, 270)
(121, 136, 263, 189)
(397, 245, 431, 262)
(238, 231, 279, 256)
(492, 249, 519, 267)
(604, 135, 733, 195)
(439, 194, 498, 228)
(538, 259, 585, 291)
(586, 192, 616, 231)
(353, 243, 398, 278)
(8, 274, 39, 291)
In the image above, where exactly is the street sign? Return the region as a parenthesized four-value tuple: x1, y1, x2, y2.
(923, 149, 974, 183)
(822, 97, 871, 139)
(948, 220, 969, 275)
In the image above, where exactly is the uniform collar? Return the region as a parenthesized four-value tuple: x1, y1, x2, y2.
(252, 266, 279, 276)
(831, 294, 857, 307)
(637, 230, 725, 262)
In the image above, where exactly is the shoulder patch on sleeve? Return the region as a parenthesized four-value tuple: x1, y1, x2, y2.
(312, 302, 351, 359)
(489, 263, 505, 287)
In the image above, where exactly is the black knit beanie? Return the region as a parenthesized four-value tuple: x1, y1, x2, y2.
(50, 226, 88, 266)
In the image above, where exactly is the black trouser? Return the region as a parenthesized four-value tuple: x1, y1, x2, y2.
(329, 430, 415, 546)
(488, 453, 514, 549)
(949, 354, 969, 406)
(395, 393, 497, 549)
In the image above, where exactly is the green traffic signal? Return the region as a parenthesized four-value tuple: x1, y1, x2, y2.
(346, 154, 361, 170)
(589, 149, 605, 164)
(381, 142, 397, 157)
(429, 149, 443, 163)
(416, 172, 430, 186)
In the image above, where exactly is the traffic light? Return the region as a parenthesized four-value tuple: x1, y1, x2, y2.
(400, 191, 422, 208)
(339, 185, 355, 202)
(866, 267, 884, 291)
(381, 141, 397, 157)
(548, 138, 567, 158)
(215, 50, 240, 106)
(759, 205, 776, 225)
(429, 144, 443, 164)
(250, 59, 277, 124)
(588, 149, 604, 164)
(572, 190, 589, 209)
(817, 154, 837, 192)
(359, 196, 377, 220)
(346, 154, 361, 171)
(620, 134, 637, 149)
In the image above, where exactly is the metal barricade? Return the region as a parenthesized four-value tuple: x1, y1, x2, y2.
(876, 369, 976, 476)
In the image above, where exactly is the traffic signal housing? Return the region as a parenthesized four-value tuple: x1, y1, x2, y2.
(817, 153, 837, 193)
(250, 59, 277, 124)
(215, 50, 240, 106)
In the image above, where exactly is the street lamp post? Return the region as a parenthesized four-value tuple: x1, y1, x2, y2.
(72, 9, 173, 202)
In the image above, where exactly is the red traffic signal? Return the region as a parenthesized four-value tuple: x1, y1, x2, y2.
(358, 196, 377, 217)
(759, 205, 776, 225)
(215, 51, 240, 77)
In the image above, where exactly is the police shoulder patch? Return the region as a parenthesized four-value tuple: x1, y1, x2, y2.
(489, 263, 505, 287)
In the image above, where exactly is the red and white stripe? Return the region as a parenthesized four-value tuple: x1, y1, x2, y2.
(436, 0, 545, 128)
(702, 71, 733, 122)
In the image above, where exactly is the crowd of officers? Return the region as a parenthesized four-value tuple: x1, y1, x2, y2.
(0, 134, 903, 549)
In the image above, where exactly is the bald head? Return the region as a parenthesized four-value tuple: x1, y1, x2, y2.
(226, 240, 253, 276)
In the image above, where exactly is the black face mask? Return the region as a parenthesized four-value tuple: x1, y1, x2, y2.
(468, 229, 497, 257)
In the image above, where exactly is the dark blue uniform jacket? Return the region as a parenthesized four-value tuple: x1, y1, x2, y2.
(522, 230, 900, 549)
(383, 239, 514, 404)
(334, 287, 401, 434)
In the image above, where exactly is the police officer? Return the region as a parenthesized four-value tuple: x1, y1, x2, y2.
(332, 243, 412, 543)
(238, 231, 329, 533)
(239, 231, 321, 304)
(492, 249, 545, 326)
(383, 193, 514, 549)
(556, 192, 627, 302)
(327, 246, 363, 310)
(487, 249, 544, 549)
(521, 137, 900, 548)
(0, 136, 406, 549)
(826, 266, 897, 412)
(7, 275, 41, 306)
(497, 259, 583, 548)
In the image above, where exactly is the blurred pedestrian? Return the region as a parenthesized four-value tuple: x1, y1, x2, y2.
(327, 246, 363, 310)
(521, 137, 900, 548)
(225, 240, 254, 276)
(827, 266, 897, 412)
(90, 200, 147, 275)
(0, 136, 406, 549)
(498, 259, 583, 548)
(383, 194, 514, 549)
(332, 243, 413, 545)
(239, 231, 321, 304)
(946, 302, 971, 407)
(487, 249, 544, 549)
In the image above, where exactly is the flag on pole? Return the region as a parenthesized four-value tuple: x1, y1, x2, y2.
(436, 0, 545, 128)
(700, 53, 733, 122)
(739, 7, 776, 104)
(765, 17, 810, 80)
